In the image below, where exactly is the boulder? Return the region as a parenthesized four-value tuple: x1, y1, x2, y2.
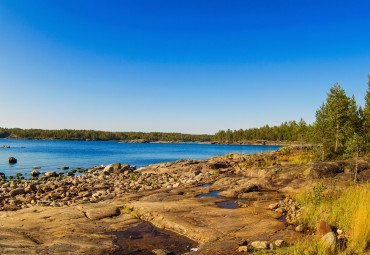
(44, 172, 58, 178)
(295, 224, 304, 232)
(251, 241, 269, 249)
(8, 157, 17, 164)
(114, 164, 130, 174)
(321, 232, 336, 252)
(274, 240, 285, 247)
(9, 188, 26, 197)
(207, 162, 230, 169)
(238, 246, 248, 252)
(85, 206, 120, 220)
(104, 163, 121, 173)
(0, 172, 6, 179)
(303, 162, 344, 178)
(358, 169, 370, 182)
(30, 170, 40, 178)
(317, 221, 332, 236)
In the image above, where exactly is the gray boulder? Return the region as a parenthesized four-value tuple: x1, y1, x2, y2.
(251, 241, 269, 249)
(321, 231, 336, 252)
(104, 163, 121, 173)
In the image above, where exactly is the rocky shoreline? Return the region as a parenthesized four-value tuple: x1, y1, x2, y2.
(1, 148, 369, 254)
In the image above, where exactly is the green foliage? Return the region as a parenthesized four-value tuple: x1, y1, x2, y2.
(310, 181, 327, 206)
(131, 211, 141, 219)
(346, 133, 364, 155)
(211, 169, 219, 176)
(122, 205, 132, 214)
(129, 173, 136, 180)
(279, 146, 291, 155)
(213, 120, 312, 143)
(214, 76, 370, 159)
(362, 75, 370, 151)
(294, 184, 370, 254)
(0, 128, 213, 142)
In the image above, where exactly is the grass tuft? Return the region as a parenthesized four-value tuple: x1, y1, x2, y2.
(291, 183, 370, 254)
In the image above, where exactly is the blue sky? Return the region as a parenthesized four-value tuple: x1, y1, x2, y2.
(0, 0, 369, 134)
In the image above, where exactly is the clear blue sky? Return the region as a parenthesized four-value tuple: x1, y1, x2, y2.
(0, 0, 369, 134)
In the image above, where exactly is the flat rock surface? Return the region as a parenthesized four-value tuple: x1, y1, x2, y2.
(2, 151, 366, 254)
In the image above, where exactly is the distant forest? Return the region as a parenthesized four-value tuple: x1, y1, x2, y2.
(214, 75, 370, 159)
(1, 76, 369, 160)
(0, 128, 212, 142)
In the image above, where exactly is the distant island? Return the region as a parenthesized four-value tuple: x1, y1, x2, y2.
(1, 77, 370, 160)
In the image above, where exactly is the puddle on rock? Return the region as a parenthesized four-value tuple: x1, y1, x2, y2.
(197, 183, 211, 188)
(217, 199, 248, 209)
(278, 215, 287, 222)
(217, 201, 239, 209)
(195, 191, 221, 198)
(107, 222, 198, 255)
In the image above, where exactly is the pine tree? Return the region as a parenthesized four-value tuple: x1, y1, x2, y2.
(346, 133, 364, 182)
(326, 82, 351, 152)
(314, 103, 332, 160)
(362, 75, 370, 151)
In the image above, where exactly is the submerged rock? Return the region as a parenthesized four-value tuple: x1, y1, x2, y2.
(30, 170, 40, 178)
(8, 157, 17, 164)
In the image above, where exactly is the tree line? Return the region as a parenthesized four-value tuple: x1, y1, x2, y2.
(214, 75, 370, 159)
(0, 128, 213, 142)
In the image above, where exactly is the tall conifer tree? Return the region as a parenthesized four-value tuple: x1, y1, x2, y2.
(362, 75, 370, 151)
(326, 82, 351, 152)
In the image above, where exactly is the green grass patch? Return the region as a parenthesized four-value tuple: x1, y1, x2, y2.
(292, 183, 370, 254)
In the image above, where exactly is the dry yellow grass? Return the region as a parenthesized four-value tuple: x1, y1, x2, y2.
(272, 183, 370, 254)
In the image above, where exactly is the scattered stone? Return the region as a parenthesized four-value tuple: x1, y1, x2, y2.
(32, 166, 41, 169)
(8, 157, 17, 164)
(251, 241, 269, 249)
(269, 243, 275, 250)
(321, 231, 336, 252)
(275, 207, 286, 214)
(274, 240, 286, 247)
(30, 170, 40, 178)
(268, 202, 279, 210)
(61, 166, 69, 170)
(295, 224, 304, 232)
(44, 172, 58, 178)
(9, 188, 26, 197)
(104, 163, 121, 173)
(238, 246, 248, 252)
(152, 249, 171, 255)
(317, 221, 332, 236)
(85, 206, 120, 220)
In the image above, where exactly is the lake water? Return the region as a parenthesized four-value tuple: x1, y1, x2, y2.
(0, 139, 280, 177)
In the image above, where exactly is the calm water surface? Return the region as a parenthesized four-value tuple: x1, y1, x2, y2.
(0, 139, 280, 177)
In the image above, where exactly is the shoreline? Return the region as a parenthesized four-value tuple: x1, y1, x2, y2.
(0, 147, 369, 254)
(2, 136, 293, 146)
